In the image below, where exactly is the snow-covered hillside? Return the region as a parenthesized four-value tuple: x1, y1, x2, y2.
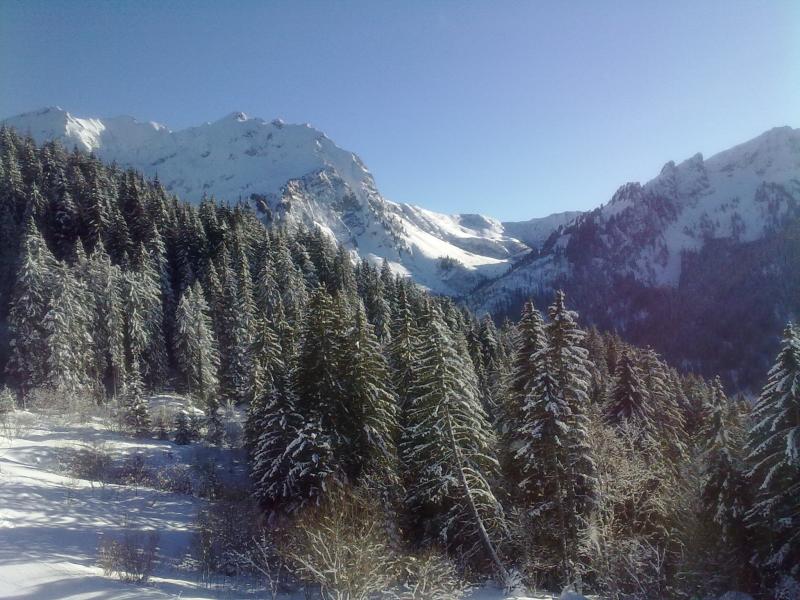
(3, 107, 565, 297)
(470, 126, 800, 314)
(0, 409, 550, 600)
(501, 211, 581, 250)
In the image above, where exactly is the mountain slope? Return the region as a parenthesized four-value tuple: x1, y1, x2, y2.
(3, 107, 561, 296)
(470, 126, 800, 389)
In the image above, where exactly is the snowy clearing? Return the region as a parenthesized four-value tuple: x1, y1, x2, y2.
(0, 409, 556, 600)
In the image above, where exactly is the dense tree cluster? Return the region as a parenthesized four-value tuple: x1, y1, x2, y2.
(1, 128, 798, 598)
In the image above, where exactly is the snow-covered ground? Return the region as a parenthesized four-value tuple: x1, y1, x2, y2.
(0, 408, 556, 600)
(0, 409, 248, 599)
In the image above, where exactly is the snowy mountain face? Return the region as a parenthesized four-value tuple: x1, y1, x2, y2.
(471, 126, 800, 312)
(470, 126, 800, 388)
(3, 107, 565, 296)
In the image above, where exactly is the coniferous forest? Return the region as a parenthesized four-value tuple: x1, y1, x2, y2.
(1, 128, 799, 599)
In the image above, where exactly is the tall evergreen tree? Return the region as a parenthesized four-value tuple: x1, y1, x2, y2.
(514, 291, 596, 587)
(43, 263, 93, 399)
(746, 324, 800, 576)
(6, 219, 57, 400)
(342, 302, 398, 482)
(174, 282, 220, 401)
(401, 303, 507, 570)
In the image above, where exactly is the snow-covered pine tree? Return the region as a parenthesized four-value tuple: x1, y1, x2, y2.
(174, 409, 192, 445)
(515, 290, 596, 588)
(400, 302, 507, 572)
(121, 357, 150, 437)
(250, 367, 335, 516)
(545, 291, 597, 520)
(746, 324, 800, 576)
(6, 218, 56, 401)
(249, 312, 284, 417)
(174, 282, 220, 400)
(700, 376, 752, 587)
(641, 348, 687, 462)
(341, 301, 398, 482)
(43, 263, 93, 402)
(501, 299, 547, 477)
(217, 250, 254, 405)
(121, 247, 168, 390)
(514, 350, 573, 585)
(84, 246, 126, 398)
(389, 282, 421, 410)
(605, 350, 651, 426)
(294, 285, 346, 446)
(244, 308, 285, 455)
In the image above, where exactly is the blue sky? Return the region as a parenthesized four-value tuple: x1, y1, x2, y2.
(1, 1, 798, 220)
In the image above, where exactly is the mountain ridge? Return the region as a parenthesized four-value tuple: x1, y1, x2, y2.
(3, 106, 575, 297)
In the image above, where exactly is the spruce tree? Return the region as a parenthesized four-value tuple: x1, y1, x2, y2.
(514, 291, 596, 587)
(174, 282, 220, 401)
(389, 283, 420, 409)
(43, 264, 93, 401)
(121, 358, 151, 437)
(501, 299, 547, 487)
(401, 303, 507, 570)
(251, 368, 335, 515)
(746, 324, 800, 576)
(341, 302, 398, 482)
(6, 218, 56, 400)
(174, 410, 193, 445)
(605, 350, 652, 427)
(701, 376, 752, 587)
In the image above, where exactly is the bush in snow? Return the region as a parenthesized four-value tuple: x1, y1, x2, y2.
(190, 496, 263, 581)
(98, 529, 159, 583)
(391, 551, 465, 600)
(278, 487, 396, 600)
(0, 387, 15, 414)
(63, 442, 113, 485)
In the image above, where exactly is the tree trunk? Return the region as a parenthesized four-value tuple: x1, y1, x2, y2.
(445, 407, 510, 584)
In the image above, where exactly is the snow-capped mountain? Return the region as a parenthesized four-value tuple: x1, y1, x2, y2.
(3, 107, 567, 296)
(471, 126, 800, 313)
(470, 126, 800, 388)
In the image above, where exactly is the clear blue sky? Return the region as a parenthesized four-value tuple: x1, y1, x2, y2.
(1, 1, 798, 220)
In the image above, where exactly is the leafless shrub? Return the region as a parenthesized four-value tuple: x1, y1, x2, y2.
(191, 496, 263, 580)
(116, 453, 150, 487)
(63, 442, 113, 485)
(152, 463, 194, 495)
(26, 386, 95, 423)
(278, 487, 396, 600)
(98, 530, 159, 583)
(229, 532, 287, 600)
(391, 551, 466, 600)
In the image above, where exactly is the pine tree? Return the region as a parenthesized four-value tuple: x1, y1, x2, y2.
(501, 299, 547, 490)
(389, 283, 420, 409)
(84, 246, 126, 398)
(251, 368, 335, 515)
(121, 358, 151, 437)
(6, 218, 56, 400)
(174, 410, 193, 445)
(217, 251, 253, 404)
(341, 302, 398, 482)
(605, 350, 652, 427)
(401, 303, 507, 569)
(746, 324, 800, 576)
(514, 291, 596, 587)
(174, 282, 220, 401)
(641, 348, 686, 462)
(701, 376, 752, 587)
(43, 264, 93, 401)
